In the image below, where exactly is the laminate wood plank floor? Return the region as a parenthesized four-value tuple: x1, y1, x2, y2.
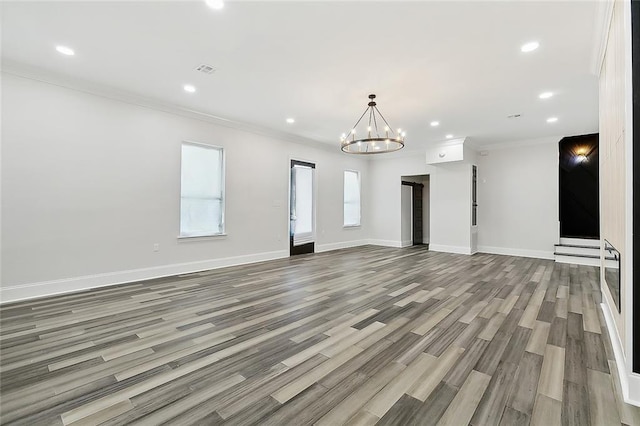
(1, 246, 639, 425)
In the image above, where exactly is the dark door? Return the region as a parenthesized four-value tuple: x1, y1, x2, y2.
(559, 134, 600, 239)
(413, 184, 424, 245)
(290, 160, 315, 255)
(402, 181, 424, 245)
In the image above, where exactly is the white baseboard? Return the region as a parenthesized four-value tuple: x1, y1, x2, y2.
(401, 240, 413, 248)
(0, 249, 289, 304)
(368, 239, 403, 248)
(315, 239, 370, 253)
(601, 299, 640, 406)
(477, 245, 554, 260)
(429, 244, 472, 255)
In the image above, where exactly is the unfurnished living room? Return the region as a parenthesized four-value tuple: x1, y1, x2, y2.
(1, 0, 640, 425)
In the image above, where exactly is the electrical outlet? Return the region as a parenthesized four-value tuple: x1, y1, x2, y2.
(153, 243, 160, 252)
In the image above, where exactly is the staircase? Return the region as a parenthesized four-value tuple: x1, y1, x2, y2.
(554, 237, 616, 267)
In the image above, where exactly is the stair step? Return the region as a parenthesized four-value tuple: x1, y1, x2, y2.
(554, 252, 599, 259)
(554, 244, 600, 256)
(554, 243, 600, 249)
(555, 254, 601, 266)
(554, 252, 617, 267)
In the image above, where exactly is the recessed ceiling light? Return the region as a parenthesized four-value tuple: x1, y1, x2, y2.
(539, 92, 553, 99)
(286, 118, 295, 124)
(430, 121, 440, 127)
(55, 45, 75, 56)
(183, 84, 196, 93)
(547, 117, 558, 123)
(446, 134, 453, 139)
(521, 41, 539, 53)
(205, 0, 224, 10)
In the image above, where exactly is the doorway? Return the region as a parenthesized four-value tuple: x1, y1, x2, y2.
(289, 160, 315, 255)
(559, 133, 600, 239)
(401, 176, 430, 247)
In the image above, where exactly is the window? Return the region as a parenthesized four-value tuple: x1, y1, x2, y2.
(344, 170, 361, 226)
(180, 142, 224, 237)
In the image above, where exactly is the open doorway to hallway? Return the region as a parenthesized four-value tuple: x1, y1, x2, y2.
(401, 175, 430, 248)
(289, 159, 315, 256)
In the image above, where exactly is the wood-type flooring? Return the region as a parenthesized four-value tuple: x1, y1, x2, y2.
(1, 246, 639, 425)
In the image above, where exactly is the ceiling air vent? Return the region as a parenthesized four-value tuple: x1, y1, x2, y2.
(195, 64, 216, 74)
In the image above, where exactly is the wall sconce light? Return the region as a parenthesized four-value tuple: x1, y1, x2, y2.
(575, 146, 589, 163)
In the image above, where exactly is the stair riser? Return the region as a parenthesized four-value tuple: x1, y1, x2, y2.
(555, 246, 600, 256)
(555, 255, 600, 267)
(559, 237, 600, 248)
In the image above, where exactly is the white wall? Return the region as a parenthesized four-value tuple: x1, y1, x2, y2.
(598, 0, 639, 405)
(1, 73, 370, 302)
(0, 73, 578, 307)
(476, 138, 559, 259)
(368, 154, 472, 253)
(429, 162, 472, 254)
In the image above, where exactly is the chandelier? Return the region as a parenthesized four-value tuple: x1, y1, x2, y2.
(340, 94, 405, 154)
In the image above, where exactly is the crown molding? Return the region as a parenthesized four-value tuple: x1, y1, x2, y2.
(1, 60, 339, 154)
(590, 0, 615, 76)
(478, 135, 563, 151)
(435, 137, 467, 148)
(366, 137, 472, 162)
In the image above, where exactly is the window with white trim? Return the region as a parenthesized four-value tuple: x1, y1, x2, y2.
(180, 142, 224, 237)
(344, 170, 361, 227)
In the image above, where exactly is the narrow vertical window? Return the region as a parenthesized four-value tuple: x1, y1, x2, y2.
(180, 142, 224, 237)
(344, 170, 361, 227)
(472, 165, 478, 226)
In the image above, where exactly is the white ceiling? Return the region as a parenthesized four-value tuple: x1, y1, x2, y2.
(2, 1, 600, 150)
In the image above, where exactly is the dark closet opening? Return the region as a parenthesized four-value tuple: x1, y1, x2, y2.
(401, 181, 424, 246)
(559, 133, 600, 239)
